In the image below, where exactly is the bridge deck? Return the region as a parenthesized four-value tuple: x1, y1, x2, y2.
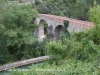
(0, 55, 50, 72)
(39, 14, 95, 29)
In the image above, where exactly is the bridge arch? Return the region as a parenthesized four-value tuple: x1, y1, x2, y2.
(39, 19, 48, 35)
(54, 25, 63, 40)
(34, 19, 48, 41)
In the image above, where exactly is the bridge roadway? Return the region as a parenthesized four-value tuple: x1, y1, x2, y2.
(0, 55, 50, 72)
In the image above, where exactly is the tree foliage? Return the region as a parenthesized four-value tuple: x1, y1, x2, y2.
(0, 0, 100, 75)
(0, 3, 39, 64)
(89, 1, 100, 25)
(36, 0, 99, 20)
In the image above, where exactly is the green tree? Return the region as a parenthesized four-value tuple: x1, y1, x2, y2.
(0, 4, 39, 64)
(89, 1, 100, 25)
(36, 0, 97, 20)
(35, 0, 41, 5)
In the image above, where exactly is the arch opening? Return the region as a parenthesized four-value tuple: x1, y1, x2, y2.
(39, 19, 48, 35)
(37, 19, 48, 41)
(54, 25, 63, 40)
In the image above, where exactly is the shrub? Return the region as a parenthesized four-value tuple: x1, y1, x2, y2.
(7, 59, 100, 75)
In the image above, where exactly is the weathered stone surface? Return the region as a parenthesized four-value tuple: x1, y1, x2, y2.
(0, 56, 50, 72)
(35, 14, 94, 41)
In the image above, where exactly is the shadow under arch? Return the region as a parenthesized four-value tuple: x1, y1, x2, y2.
(46, 25, 54, 39)
(54, 25, 63, 40)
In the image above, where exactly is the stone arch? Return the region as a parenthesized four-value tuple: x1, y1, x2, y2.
(39, 19, 47, 24)
(34, 19, 48, 41)
(39, 19, 48, 35)
(54, 25, 63, 40)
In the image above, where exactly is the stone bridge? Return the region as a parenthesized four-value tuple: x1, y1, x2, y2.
(34, 14, 94, 41)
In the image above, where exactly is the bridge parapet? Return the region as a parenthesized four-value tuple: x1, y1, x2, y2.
(39, 14, 95, 30)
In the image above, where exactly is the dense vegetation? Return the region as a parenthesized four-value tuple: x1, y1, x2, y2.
(0, 0, 42, 65)
(36, 0, 100, 21)
(0, 0, 100, 75)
